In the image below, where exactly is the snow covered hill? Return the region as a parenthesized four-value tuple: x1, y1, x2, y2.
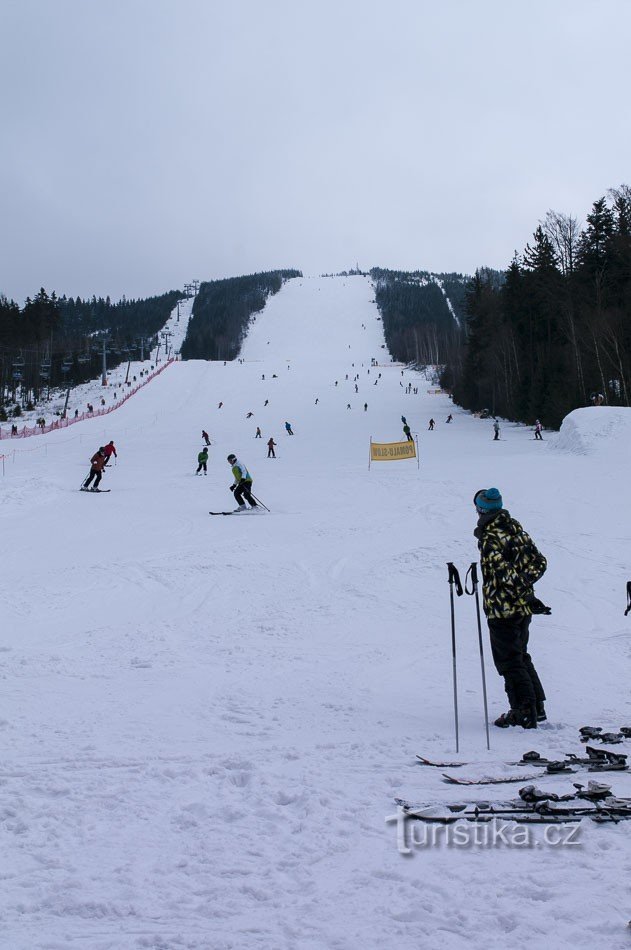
(1, 275, 630, 949)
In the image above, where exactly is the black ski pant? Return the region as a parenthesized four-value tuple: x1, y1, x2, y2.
(268, 448, 275, 457)
(534, 431, 543, 440)
(196, 461, 207, 473)
(84, 469, 102, 489)
(234, 480, 256, 507)
(487, 615, 545, 711)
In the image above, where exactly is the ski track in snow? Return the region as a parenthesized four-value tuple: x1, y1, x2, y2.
(1, 275, 630, 949)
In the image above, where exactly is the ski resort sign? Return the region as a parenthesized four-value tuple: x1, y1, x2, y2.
(369, 438, 419, 469)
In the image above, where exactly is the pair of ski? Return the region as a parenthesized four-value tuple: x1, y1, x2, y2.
(209, 509, 265, 516)
(79, 487, 110, 493)
(580, 725, 631, 743)
(395, 797, 631, 825)
(416, 746, 628, 785)
(397, 779, 631, 823)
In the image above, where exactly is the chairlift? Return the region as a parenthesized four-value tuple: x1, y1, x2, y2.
(61, 357, 73, 373)
(13, 353, 25, 369)
(77, 354, 90, 364)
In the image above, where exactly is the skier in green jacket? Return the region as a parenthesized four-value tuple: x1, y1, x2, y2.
(227, 454, 257, 510)
(196, 447, 209, 475)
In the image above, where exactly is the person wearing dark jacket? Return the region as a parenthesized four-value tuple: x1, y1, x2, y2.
(474, 487, 549, 729)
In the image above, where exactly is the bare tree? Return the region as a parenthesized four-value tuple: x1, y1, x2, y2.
(541, 210, 581, 277)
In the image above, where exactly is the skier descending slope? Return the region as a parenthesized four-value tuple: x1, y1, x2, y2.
(227, 454, 258, 511)
(196, 447, 208, 475)
(473, 487, 550, 729)
(81, 447, 108, 492)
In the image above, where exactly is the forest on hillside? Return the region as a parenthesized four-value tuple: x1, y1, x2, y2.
(180, 271, 301, 361)
(370, 268, 470, 364)
(0, 289, 181, 410)
(442, 186, 631, 428)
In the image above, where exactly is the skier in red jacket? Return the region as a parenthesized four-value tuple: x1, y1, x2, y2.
(102, 440, 117, 465)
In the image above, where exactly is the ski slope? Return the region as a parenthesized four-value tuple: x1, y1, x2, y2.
(1, 275, 630, 949)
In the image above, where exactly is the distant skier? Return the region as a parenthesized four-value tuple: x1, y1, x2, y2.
(403, 423, 413, 442)
(202, 429, 210, 445)
(227, 454, 257, 510)
(315, 398, 319, 405)
(428, 419, 435, 431)
(267, 438, 276, 458)
(285, 422, 294, 435)
(255, 427, 262, 439)
(196, 447, 208, 475)
(493, 420, 500, 441)
(347, 403, 351, 409)
(82, 447, 107, 491)
(534, 420, 543, 441)
(473, 487, 549, 729)
(264, 400, 269, 407)
(103, 440, 117, 464)
(246, 411, 254, 419)
(218, 402, 223, 409)
(446, 414, 453, 423)
(355, 384, 358, 393)
(364, 403, 367, 411)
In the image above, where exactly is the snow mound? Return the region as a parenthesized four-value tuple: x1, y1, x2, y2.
(556, 406, 631, 457)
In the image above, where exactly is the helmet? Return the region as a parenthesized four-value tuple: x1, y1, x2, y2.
(227, 454, 236, 462)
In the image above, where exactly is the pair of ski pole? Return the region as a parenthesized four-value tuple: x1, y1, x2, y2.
(446, 561, 490, 752)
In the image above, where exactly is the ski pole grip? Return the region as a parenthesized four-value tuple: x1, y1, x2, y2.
(447, 562, 463, 596)
(464, 561, 479, 595)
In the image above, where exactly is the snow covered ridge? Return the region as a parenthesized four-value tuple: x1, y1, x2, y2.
(556, 406, 631, 457)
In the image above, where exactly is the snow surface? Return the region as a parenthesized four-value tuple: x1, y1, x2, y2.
(1, 275, 630, 949)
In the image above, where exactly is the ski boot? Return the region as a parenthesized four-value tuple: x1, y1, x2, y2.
(494, 707, 537, 729)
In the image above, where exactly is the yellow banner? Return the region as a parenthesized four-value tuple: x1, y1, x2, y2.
(371, 439, 416, 461)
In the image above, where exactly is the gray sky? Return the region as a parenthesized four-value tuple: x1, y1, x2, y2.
(1, 0, 630, 304)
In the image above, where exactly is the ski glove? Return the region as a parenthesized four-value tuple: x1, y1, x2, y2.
(529, 597, 551, 616)
(230, 484, 236, 492)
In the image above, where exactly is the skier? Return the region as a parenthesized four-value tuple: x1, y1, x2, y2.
(82, 447, 107, 491)
(446, 414, 453, 423)
(285, 422, 294, 435)
(246, 411, 254, 419)
(102, 440, 117, 465)
(347, 403, 351, 410)
(403, 423, 413, 442)
(473, 487, 549, 729)
(196, 446, 208, 475)
(315, 398, 319, 405)
(428, 419, 435, 431)
(264, 400, 269, 407)
(255, 426, 262, 438)
(364, 403, 367, 411)
(355, 384, 358, 393)
(218, 402, 223, 409)
(202, 430, 210, 445)
(534, 420, 543, 441)
(227, 454, 257, 510)
(267, 438, 276, 458)
(493, 420, 500, 441)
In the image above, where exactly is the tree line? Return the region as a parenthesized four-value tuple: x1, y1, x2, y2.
(180, 271, 301, 361)
(0, 288, 182, 410)
(370, 268, 469, 365)
(442, 186, 631, 428)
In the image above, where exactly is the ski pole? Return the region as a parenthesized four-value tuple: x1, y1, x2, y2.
(251, 492, 270, 512)
(465, 562, 491, 751)
(447, 562, 463, 752)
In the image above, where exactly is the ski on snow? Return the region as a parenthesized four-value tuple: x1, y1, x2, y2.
(417, 747, 628, 785)
(395, 780, 631, 824)
(209, 510, 263, 516)
(80, 488, 111, 493)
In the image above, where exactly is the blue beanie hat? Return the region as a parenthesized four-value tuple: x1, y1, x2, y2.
(474, 487, 503, 512)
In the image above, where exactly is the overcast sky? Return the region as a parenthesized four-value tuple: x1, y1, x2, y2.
(1, 0, 630, 304)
